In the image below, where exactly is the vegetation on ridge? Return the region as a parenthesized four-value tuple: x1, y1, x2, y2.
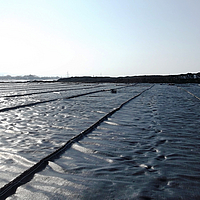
(58, 72, 200, 83)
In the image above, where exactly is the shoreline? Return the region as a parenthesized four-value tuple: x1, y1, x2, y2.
(58, 72, 200, 84)
(0, 72, 199, 83)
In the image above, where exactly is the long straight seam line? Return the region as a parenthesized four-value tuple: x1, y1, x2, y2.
(3, 84, 105, 98)
(177, 86, 200, 101)
(0, 85, 135, 113)
(0, 84, 153, 199)
(3, 83, 136, 98)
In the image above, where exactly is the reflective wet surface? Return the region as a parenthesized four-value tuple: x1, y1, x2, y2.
(0, 82, 199, 199)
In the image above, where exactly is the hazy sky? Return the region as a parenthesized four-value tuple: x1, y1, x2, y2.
(0, 0, 199, 77)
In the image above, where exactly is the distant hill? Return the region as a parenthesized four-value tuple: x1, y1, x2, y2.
(0, 75, 59, 81)
(58, 72, 200, 83)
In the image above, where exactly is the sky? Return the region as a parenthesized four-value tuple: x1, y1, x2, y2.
(0, 0, 200, 77)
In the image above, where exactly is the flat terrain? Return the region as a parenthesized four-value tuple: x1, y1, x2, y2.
(0, 82, 199, 199)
